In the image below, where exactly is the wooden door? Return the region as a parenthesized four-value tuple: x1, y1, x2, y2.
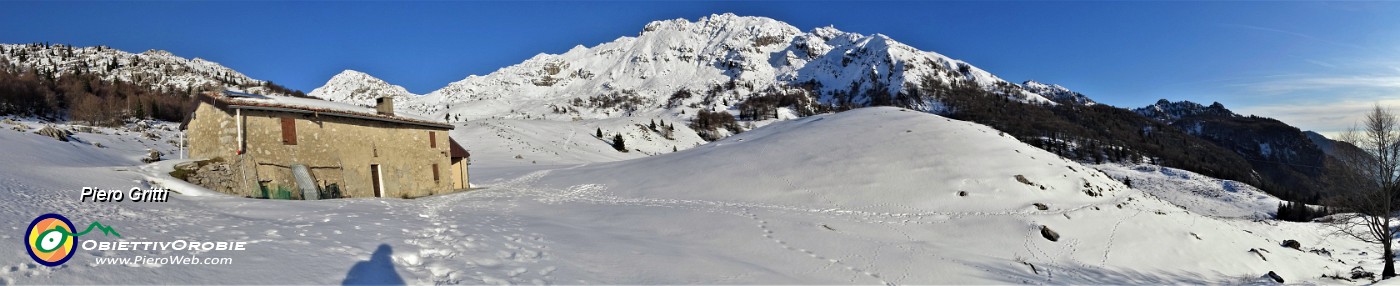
(370, 164, 382, 198)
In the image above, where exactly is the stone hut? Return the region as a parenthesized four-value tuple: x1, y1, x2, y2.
(181, 90, 469, 199)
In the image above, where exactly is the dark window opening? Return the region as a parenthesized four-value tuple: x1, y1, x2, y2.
(432, 164, 440, 182)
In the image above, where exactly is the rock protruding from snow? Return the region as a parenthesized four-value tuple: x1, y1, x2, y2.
(1263, 271, 1284, 283)
(1040, 225, 1060, 242)
(33, 126, 72, 142)
(308, 70, 415, 107)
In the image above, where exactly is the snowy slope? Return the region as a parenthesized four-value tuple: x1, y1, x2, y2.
(0, 107, 1380, 285)
(1022, 80, 1096, 105)
(0, 43, 294, 96)
(1095, 163, 1282, 219)
(308, 70, 416, 106)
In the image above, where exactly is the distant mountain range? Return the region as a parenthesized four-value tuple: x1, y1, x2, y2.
(0, 14, 1357, 203)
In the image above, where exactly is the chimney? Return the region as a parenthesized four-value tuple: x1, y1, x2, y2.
(375, 97, 394, 116)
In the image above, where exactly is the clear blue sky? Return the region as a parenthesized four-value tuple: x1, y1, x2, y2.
(5, 1, 1399, 134)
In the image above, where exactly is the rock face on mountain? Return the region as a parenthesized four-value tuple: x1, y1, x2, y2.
(1136, 99, 1238, 123)
(308, 70, 414, 106)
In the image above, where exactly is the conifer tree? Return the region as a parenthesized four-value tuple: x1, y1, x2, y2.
(612, 134, 627, 152)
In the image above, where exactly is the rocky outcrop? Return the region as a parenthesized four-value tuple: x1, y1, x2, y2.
(34, 126, 72, 142)
(174, 159, 238, 195)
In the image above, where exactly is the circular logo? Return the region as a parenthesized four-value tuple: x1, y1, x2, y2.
(25, 214, 76, 267)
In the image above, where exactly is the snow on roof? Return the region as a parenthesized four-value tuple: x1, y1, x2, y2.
(210, 90, 451, 129)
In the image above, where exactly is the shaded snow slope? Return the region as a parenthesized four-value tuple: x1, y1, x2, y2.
(0, 109, 1381, 284)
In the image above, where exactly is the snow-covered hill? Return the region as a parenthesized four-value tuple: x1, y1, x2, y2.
(0, 43, 296, 96)
(0, 107, 1380, 284)
(308, 70, 415, 106)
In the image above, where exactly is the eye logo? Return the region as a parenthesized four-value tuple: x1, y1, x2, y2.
(26, 214, 76, 267)
(24, 214, 120, 267)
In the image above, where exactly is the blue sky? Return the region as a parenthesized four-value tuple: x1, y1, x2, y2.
(4, 1, 1399, 134)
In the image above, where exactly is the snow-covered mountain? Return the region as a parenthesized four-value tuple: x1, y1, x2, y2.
(308, 70, 415, 106)
(1022, 80, 1096, 105)
(390, 13, 1086, 120)
(0, 43, 298, 96)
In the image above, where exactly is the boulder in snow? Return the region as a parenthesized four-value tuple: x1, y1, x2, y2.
(1040, 225, 1059, 242)
(1263, 271, 1284, 283)
(1281, 239, 1300, 250)
(34, 126, 72, 142)
(141, 149, 163, 163)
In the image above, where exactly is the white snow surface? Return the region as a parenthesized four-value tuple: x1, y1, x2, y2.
(1094, 163, 1282, 219)
(0, 108, 1384, 284)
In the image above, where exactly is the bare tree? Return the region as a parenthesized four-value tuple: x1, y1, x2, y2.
(1331, 104, 1400, 279)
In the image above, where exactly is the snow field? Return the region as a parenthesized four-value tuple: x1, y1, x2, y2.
(0, 108, 1384, 284)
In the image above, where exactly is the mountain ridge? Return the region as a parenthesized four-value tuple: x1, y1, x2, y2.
(0, 43, 303, 97)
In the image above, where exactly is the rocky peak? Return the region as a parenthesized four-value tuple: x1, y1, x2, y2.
(1135, 99, 1239, 122)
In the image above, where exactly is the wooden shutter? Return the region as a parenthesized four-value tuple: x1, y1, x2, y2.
(432, 164, 440, 182)
(281, 117, 297, 145)
(429, 131, 437, 148)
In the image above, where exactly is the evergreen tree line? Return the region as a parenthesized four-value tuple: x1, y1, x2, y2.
(1276, 200, 1335, 222)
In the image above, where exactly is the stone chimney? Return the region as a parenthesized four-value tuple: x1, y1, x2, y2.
(375, 97, 394, 116)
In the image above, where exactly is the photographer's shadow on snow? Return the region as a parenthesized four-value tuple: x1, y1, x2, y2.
(343, 244, 405, 285)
